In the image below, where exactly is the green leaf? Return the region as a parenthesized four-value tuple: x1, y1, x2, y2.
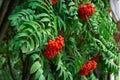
(35, 69, 45, 80)
(13, 40, 25, 50)
(14, 33, 29, 40)
(29, 36, 35, 52)
(68, 2, 75, 6)
(23, 21, 41, 31)
(29, 2, 49, 13)
(33, 33, 40, 49)
(30, 61, 41, 74)
(41, 18, 50, 22)
(8, 14, 22, 20)
(30, 54, 40, 62)
(37, 13, 49, 18)
(21, 41, 32, 53)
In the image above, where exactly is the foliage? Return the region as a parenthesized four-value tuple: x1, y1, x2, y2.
(0, 0, 119, 80)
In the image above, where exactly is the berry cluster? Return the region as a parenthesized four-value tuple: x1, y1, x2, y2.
(44, 0, 58, 5)
(90, 52, 100, 61)
(78, 2, 96, 20)
(79, 60, 97, 76)
(52, 0, 58, 5)
(44, 36, 64, 59)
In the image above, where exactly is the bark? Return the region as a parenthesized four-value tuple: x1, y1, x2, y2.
(0, 0, 11, 26)
(0, 0, 20, 42)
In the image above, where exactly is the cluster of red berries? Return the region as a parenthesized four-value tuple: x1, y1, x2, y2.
(79, 53, 100, 76)
(79, 60, 97, 76)
(44, 36, 64, 59)
(44, 0, 58, 5)
(90, 52, 100, 61)
(78, 2, 96, 20)
(52, 0, 58, 5)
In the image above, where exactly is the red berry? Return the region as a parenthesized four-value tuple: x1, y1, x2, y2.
(78, 2, 96, 20)
(44, 0, 58, 5)
(52, 0, 58, 5)
(44, 36, 64, 59)
(90, 52, 100, 61)
(79, 60, 97, 76)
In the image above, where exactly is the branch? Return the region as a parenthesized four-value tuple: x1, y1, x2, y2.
(22, 55, 31, 80)
(7, 56, 17, 80)
(0, 0, 20, 42)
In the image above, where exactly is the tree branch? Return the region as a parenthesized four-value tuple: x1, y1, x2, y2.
(7, 56, 17, 80)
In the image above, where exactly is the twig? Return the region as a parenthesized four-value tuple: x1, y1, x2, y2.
(86, 15, 93, 32)
(5, 18, 17, 80)
(7, 56, 17, 80)
(22, 55, 31, 80)
(0, 0, 11, 26)
(19, 49, 24, 66)
(7, 39, 17, 80)
(0, 0, 20, 42)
